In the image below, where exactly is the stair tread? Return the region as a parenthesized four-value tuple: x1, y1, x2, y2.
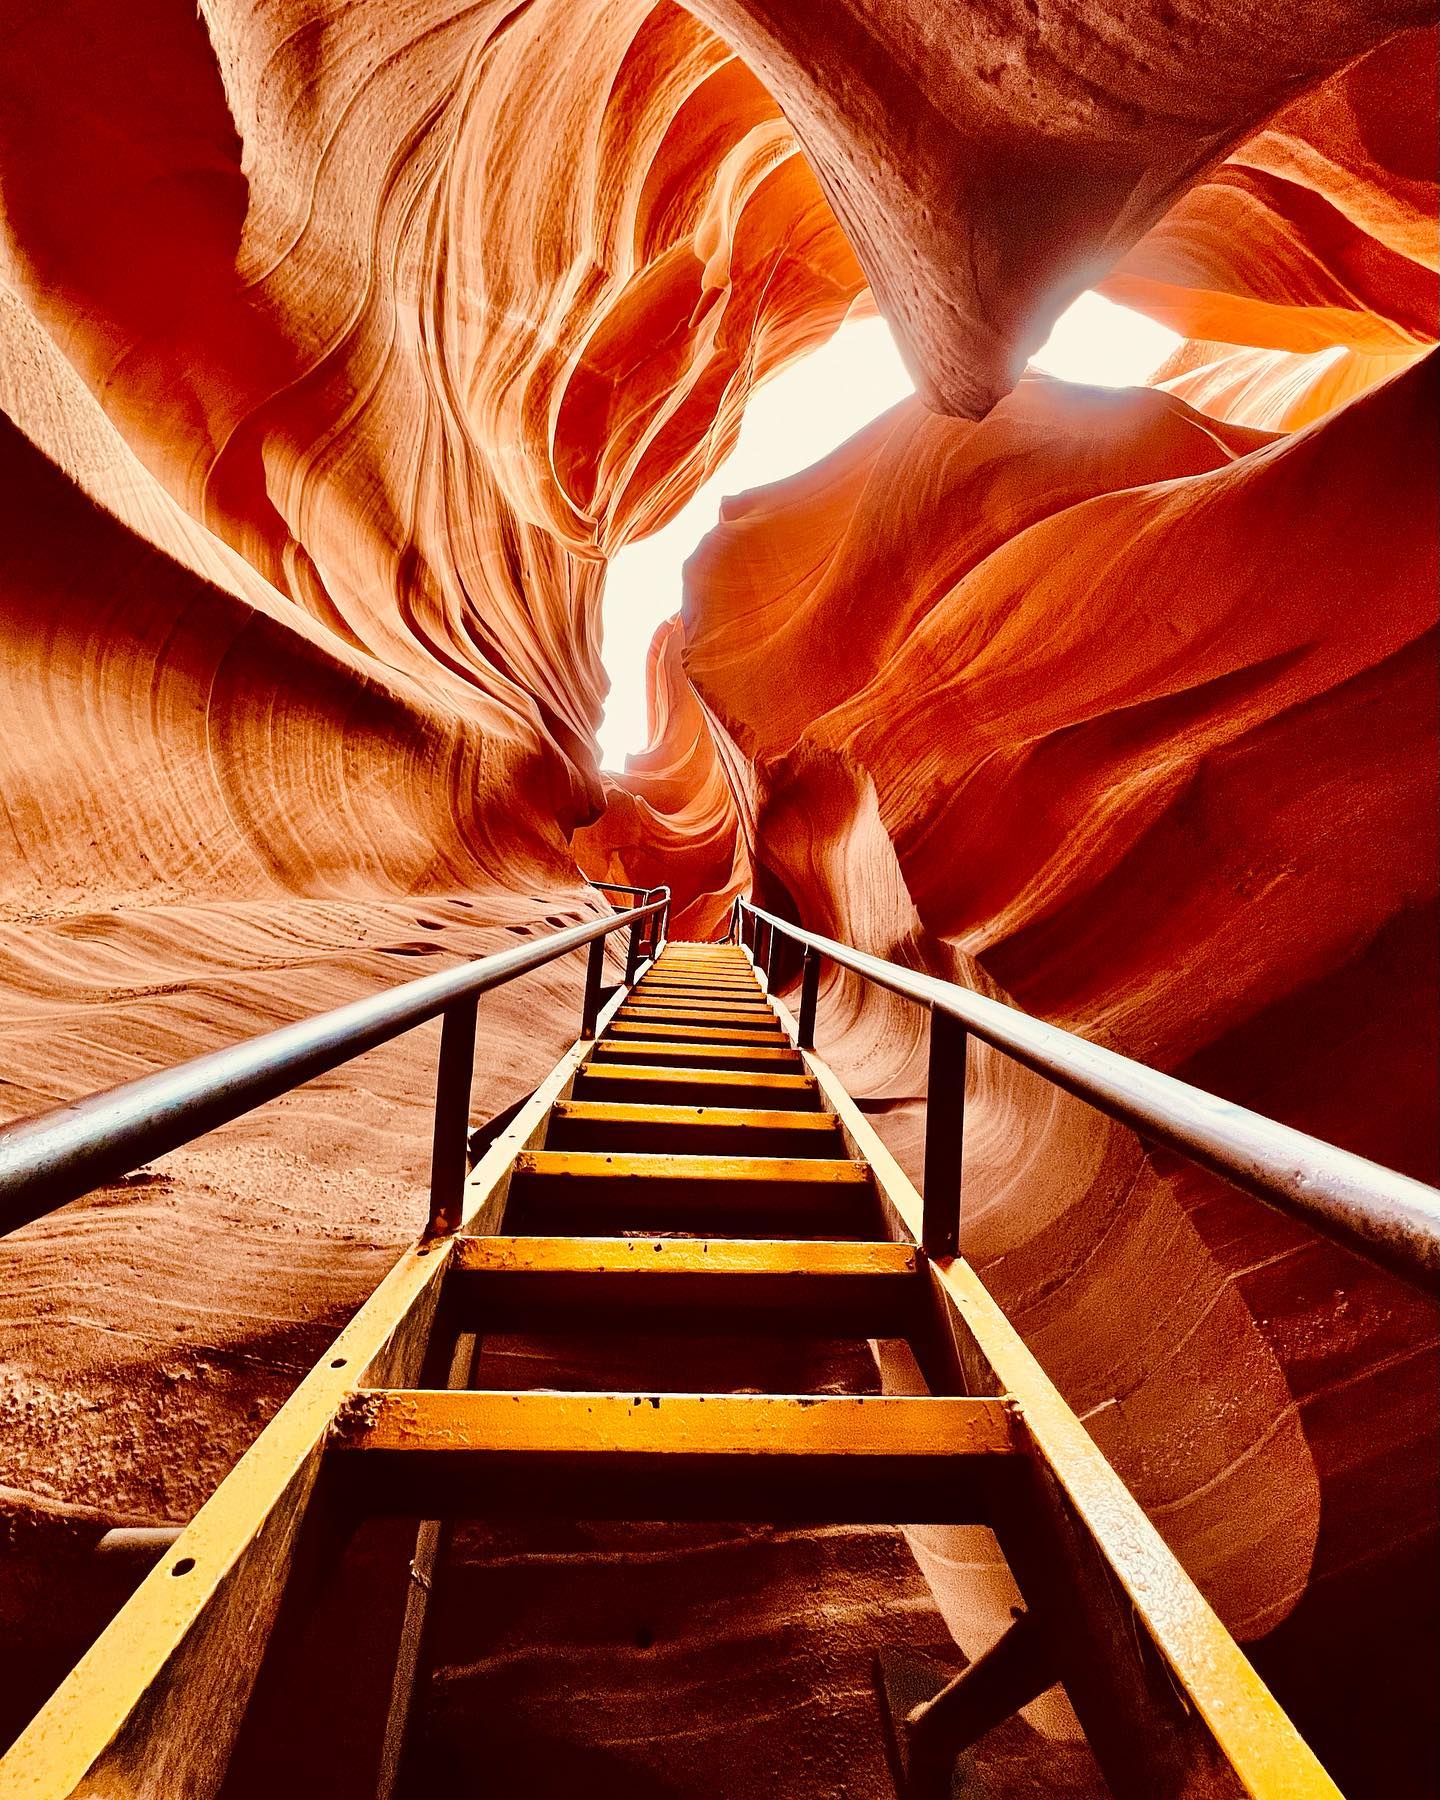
(553, 1101, 836, 1131)
(578, 1064, 814, 1090)
(514, 1149, 869, 1183)
(623, 1001, 772, 1012)
(451, 1235, 916, 1275)
(445, 1235, 921, 1333)
(595, 1041, 800, 1062)
(617, 1014, 775, 1028)
(629, 997, 764, 1009)
(576, 1065, 820, 1094)
(632, 982, 764, 991)
(611, 1014, 779, 1028)
(334, 1389, 1016, 1457)
(654, 950, 747, 957)
(642, 968, 755, 978)
(650, 968, 749, 976)
(607, 1021, 786, 1042)
(633, 995, 763, 1004)
(643, 967, 754, 974)
(635, 986, 762, 996)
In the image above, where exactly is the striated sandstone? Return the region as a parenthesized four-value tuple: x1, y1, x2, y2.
(0, 0, 1436, 1792)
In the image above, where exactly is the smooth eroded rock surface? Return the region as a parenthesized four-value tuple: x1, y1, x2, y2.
(1, 1, 1435, 1792)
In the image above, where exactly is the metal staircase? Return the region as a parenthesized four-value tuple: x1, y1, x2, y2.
(4, 914, 1431, 1797)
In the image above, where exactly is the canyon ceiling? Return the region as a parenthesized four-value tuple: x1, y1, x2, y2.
(0, 0, 1436, 1792)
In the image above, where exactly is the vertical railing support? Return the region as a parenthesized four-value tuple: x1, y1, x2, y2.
(580, 934, 606, 1040)
(624, 914, 643, 986)
(797, 947, 821, 1050)
(922, 1007, 967, 1258)
(427, 996, 478, 1237)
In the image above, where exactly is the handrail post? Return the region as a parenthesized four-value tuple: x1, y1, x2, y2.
(580, 935, 606, 1040)
(427, 997, 478, 1237)
(797, 946, 821, 1050)
(624, 914, 643, 986)
(922, 1007, 967, 1258)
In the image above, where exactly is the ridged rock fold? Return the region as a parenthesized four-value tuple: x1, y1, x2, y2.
(1, 0, 1436, 1791)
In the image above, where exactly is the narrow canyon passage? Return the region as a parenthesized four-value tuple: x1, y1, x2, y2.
(1, 0, 1437, 1794)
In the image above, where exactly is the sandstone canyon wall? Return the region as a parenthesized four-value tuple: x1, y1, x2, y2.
(0, 0, 862, 1748)
(1, 1, 1437, 1793)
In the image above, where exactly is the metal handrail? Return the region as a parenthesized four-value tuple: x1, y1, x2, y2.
(0, 898, 666, 1240)
(588, 881, 670, 969)
(589, 880, 659, 899)
(732, 898, 1440, 1293)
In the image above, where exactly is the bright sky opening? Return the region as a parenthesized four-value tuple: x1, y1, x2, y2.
(596, 293, 1180, 769)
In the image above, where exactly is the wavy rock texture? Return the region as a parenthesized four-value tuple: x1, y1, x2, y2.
(0, 0, 862, 1769)
(675, 353, 1439, 1789)
(0, 0, 867, 814)
(1102, 29, 1439, 357)
(1102, 28, 1439, 426)
(574, 618, 751, 938)
(0, 0, 1437, 1793)
(686, 4, 1435, 414)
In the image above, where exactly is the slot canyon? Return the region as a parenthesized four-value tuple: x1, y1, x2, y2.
(0, 2, 1436, 1795)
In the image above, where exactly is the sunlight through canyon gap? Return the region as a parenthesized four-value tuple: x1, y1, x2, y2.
(596, 294, 1181, 768)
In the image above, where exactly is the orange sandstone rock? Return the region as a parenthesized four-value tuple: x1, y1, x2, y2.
(574, 618, 750, 939)
(687, 0, 1434, 414)
(0, 0, 1436, 1790)
(678, 355, 1438, 1794)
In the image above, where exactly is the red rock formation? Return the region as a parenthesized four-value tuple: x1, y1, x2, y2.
(0, 0, 858, 1757)
(574, 617, 750, 938)
(1100, 29, 1439, 427)
(1, 0, 1437, 1791)
(673, 347, 1438, 1800)
(0, 0, 865, 848)
(1102, 30, 1439, 362)
(686, 2, 1434, 414)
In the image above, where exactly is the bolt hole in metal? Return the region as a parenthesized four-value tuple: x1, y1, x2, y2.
(171, 1558, 196, 1578)
(331, 1358, 347, 1369)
